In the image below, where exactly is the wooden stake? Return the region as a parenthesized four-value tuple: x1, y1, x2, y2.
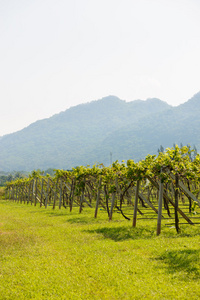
(133, 181, 140, 227)
(40, 178, 44, 207)
(53, 180, 58, 209)
(79, 178, 86, 213)
(132, 184, 158, 214)
(34, 178, 38, 206)
(18, 185, 22, 204)
(175, 174, 180, 233)
(16, 186, 18, 202)
(157, 177, 164, 236)
(109, 178, 118, 221)
(169, 172, 200, 207)
(148, 176, 194, 225)
(109, 193, 115, 221)
(94, 177, 102, 218)
(23, 184, 26, 204)
(28, 181, 31, 204)
(59, 179, 63, 209)
(45, 178, 50, 208)
(29, 181, 33, 205)
(70, 180, 75, 212)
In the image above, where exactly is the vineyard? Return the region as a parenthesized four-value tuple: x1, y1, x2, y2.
(6, 146, 200, 235)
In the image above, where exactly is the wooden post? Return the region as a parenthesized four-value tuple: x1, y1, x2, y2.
(28, 181, 31, 204)
(12, 186, 15, 200)
(79, 194, 83, 213)
(23, 184, 26, 204)
(109, 178, 118, 221)
(59, 179, 63, 209)
(45, 178, 50, 209)
(34, 178, 38, 206)
(79, 178, 86, 213)
(70, 180, 75, 212)
(148, 176, 194, 225)
(157, 177, 164, 236)
(15, 186, 18, 202)
(132, 186, 158, 214)
(17, 186, 20, 202)
(31, 179, 35, 205)
(94, 177, 102, 218)
(40, 178, 44, 207)
(20, 185, 23, 203)
(133, 180, 140, 227)
(175, 174, 180, 233)
(10, 187, 12, 200)
(79, 182, 85, 213)
(21, 184, 24, 203)
(172, 173, 200, 207)
(109, 193, 115, 221)
(53, 180, 58, 209)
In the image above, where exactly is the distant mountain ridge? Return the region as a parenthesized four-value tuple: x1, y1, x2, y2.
(0, 92, 199, 171)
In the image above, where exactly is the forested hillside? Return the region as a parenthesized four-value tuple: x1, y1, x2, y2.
(0, 92, 199, 171)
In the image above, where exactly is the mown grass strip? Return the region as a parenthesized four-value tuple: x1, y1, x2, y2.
(0, 200, 200, 299)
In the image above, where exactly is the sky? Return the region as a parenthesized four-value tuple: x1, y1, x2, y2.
(0, 0, 200, 136)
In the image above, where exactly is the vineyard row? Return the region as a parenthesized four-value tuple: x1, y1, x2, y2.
(6, 146, 200, 235)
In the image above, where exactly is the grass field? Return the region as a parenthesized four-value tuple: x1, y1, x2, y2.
(1, 197, 200, 299)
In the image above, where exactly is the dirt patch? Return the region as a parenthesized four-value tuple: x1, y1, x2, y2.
(0, 232, 12, 235)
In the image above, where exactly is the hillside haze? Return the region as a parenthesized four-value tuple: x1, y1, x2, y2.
(0, 93, 200, 171)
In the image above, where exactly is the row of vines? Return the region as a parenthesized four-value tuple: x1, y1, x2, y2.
(6, 146, 200, 234)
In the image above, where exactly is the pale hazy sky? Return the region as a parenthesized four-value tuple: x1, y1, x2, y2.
(0, 0, 200, 136)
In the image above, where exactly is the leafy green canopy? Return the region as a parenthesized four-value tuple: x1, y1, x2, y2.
(6, 146, 200, 190)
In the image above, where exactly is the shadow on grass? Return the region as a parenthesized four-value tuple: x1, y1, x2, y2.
(162, 225, 200, 239)
(29, 209, 69, 217)
(86, 226, 155, 241)
(156, 249, 200, 279)
(67, 217, 99, 224)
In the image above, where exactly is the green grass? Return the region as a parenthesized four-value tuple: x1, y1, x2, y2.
(1, 200, 200, 299)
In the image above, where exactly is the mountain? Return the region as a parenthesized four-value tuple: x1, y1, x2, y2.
(93, 92, 200, 163)
(0, 93, 199, 171)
